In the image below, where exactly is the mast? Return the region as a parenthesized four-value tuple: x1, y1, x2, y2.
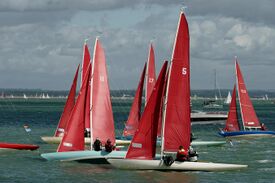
(89, 37, 97, 149)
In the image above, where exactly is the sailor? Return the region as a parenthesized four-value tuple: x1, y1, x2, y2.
(260, 123, 267, 131)
(84, 129, 90, 137)
(176, 145, 188, 162)
(188, 146, 198, 162)
(93, 137, 102, 151)
(105, 139, 113, 152)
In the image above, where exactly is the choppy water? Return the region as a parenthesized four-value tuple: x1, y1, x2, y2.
(0, 98, 275, 183)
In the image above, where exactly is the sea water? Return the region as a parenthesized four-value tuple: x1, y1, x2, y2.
(0, 98, 274, 183)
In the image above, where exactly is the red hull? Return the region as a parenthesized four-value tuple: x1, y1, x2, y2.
(0, 142, 39, 150)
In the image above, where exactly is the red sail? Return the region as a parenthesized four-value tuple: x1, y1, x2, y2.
(81, 42, 91, 85)
(163, 12, 191, 152)
(90, 38, 115, 145)
(235, 60, 261, 129)
(54, 65, 79, 137)
(145, 43, 156, 105)
(57, 64, 91, 152)
(81, 42, 91, 132)
(224, 85, 240, 131)
(126, 61, 168, 159)
(123, 63, 146, 136)
(157, 69, 169, 136)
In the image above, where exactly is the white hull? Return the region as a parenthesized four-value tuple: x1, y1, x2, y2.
(41, 136, 226, 147)
(107, 159, 247, 171)
(41, 136, 130, 146)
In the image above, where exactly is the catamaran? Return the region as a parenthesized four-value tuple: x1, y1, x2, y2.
(219, 59, 275, 138)
(41, 38, 127, 161)
(120, 43, 226, 146)
(107, 11, 247, 171)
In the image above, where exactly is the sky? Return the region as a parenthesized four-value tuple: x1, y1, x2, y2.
(0, 0, 275, 90)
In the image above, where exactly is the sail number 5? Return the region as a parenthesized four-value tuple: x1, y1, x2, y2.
(182, 67, 187, 75)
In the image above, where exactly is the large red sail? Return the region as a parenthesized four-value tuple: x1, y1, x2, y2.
(235, 60, 261, 129)
(57, 64, 91, 152)
(224, 85, 240, 131)
(81, 42, 91, 132)
(90, 38, 115, 145)
(123, 63, 146, 136)
(163, 12, 190, 152)
(126, 61, 168, 160)
(54, 65, 79, 137)
(145, 43, 156, 105)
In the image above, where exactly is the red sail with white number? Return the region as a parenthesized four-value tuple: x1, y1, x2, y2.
(123, 63, 146, 136)
(145, 43, 156, 105)
(163, 11, 191, 152)
(224, 85, 240, 131)
(235, 60, 261, 129)
(126, 61, 168, 159)
(57, 63, 91, 152)
(90, 38, 115, 145)
(54, 65, 79, 137)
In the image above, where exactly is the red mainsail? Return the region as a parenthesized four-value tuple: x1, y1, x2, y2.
(145, 43, 156, 105)
(90, 38, 115, 145)
(163, 11, 191, 152)
(224, 85, 240, 131)
(54, 65, 79, 137)
(123, 63, 146, 136)
(126, 61, 168, 159)
(57, 64, 91, 152)
(235, 60, 261, 129)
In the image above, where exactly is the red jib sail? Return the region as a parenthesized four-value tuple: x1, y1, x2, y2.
(235, 60, 261, 129)
(57, 63, 91, 152)
(145, 43, 156, 105)
(90, 38, 115, 145)
(123, 63, 146, 136)
(224, 85, 240, 131)
(126, 61, 168, 159)
(81, 42, 91, 85)
(163, 11, 191, 152)
(54, 65, 79, 137)
(81, 42, 92, 133)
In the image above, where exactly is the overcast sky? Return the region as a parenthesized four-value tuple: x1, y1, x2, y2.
(0, 0, 275, 90)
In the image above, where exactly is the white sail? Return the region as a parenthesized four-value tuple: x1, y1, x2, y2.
(224, 91, 232, 104)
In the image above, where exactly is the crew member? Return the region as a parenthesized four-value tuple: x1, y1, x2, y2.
(93, 137, 102, 151)
(105, 139, 113, 152)
(176, 145, 188, 162)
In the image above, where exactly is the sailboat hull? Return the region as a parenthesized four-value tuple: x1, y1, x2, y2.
(0, 142, 39, 151)
(107, 159, 247, 171)
(41, 150, 127, 162)
(41, 136, 130, 145)
(218, 131, 275, 139)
